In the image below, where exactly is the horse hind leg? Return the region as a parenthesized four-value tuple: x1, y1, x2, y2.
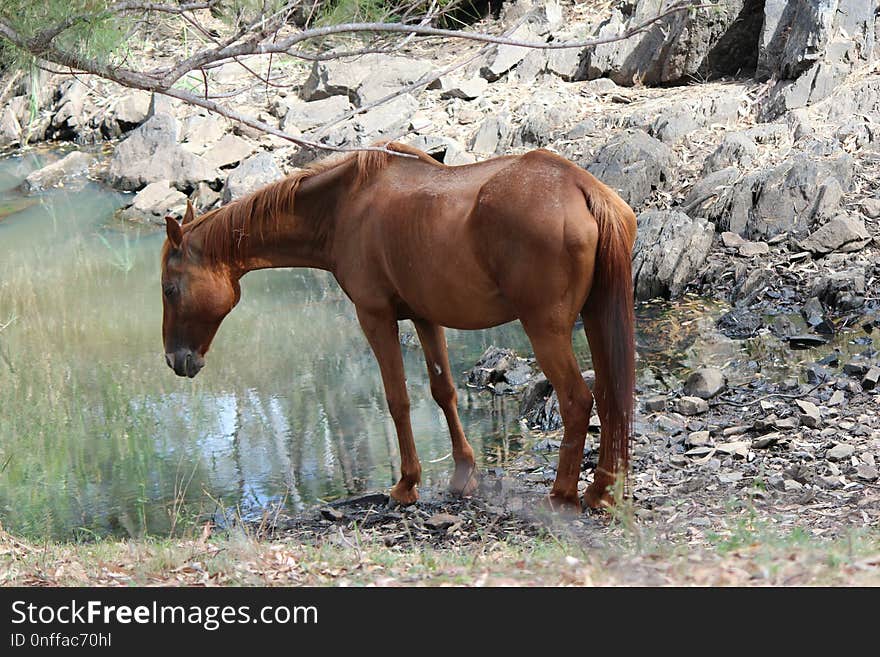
(521, 321, 594, 512)
(413, 319, 478, 496)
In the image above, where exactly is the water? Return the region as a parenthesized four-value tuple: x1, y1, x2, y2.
(0, 148, 541, 540)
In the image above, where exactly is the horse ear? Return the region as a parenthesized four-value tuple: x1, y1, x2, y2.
(165, 215, 183, 249)
(182, 199, 195, 225)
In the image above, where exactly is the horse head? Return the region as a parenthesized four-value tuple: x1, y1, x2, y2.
(160, 201, 240, 378)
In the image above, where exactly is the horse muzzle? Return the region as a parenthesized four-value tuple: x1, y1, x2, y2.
(166, 350, 205, 378)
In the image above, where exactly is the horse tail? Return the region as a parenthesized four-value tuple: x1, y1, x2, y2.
(578, 174, 637, 487)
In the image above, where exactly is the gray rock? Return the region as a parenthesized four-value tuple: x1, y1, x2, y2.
(180, 115, 226, 155)
(863, 367, 880, 391)
(738, 241, 770, 257)
(439, 77, 488, 101)
(861, 198, 880, 219)
(674, 396, 710, 416)
(108, 113, 218, 191)
(0, 107, 22, 149)
(113, 91, 151, 129)
(682, 166, 740, 218)
(644, 396, 667, 412)
(826, 443, 855, 461)
(581, 0, 761, 86)
(703, 132, 758, 174)
(469, 113, 512, 155)
(280, 95, 351, 134)
(22, 151, 93, 192)
(301, 54, 437, 106)
(856, 464, 879, 481)
(685, 431, 711, 447)
(586, 129, 675, 207)
(797, 215, 871, 255)
(119, 180, 188, 224)
(222, 152, 283, 203)
(51, 79, 89, 137)
(758, 0, 875, 117)
(795, 399, 821, 428)
(632, 210, 714, 300)
(513, 90, 579, 148)
(684, 368, 726, 399)
(202, 134, 257, 170)
(715, 154, 851, 240)
(812, 268, 866, 310)
(634, 92, 740, 144)
(481, 23, 545, 82)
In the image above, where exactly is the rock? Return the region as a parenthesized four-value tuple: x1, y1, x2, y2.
(628, 90, 740, 144)
(738, 241, 770, 257)
(480, 22, 545, 82)
(113, 91, 151, 130)
(801, 296, 826, 330)
(721, 231, 746, 248)
(862, 367, 880, 391)
(861, 198, 880, 219)
(425, 513, 461, 531)
(440, 77, 488, 100)
(350, 95, 419, 143)
(715, 154, 851, 240)
(180, 115, 226, 155)
(758, 0, 875, 117)
(513, 90, 579, 148)
(546, 33, 583, 81)
(703, 132, 758, 174)
(301, 54, 437, 106)
(826, 443, 855, 461)
(716, 441, 750, 458)
(795, 399, 821, 428)
(222, 152, 283, 203)
(202, 134, 257, 170)
(753, 432, 781, 449)
(802, 363, 830, 383)
(0, 107, 22, 149)
(674, 396, 709, 416)
(467, 346, 534, 393)
(587, 129, 675, 208)
(469, 113, 512, 155)
(108, 113, 218, 191)
(811, 268, 866, 311)
(631, 210, 714, 300)
(683, 368, 726, 399)
(191, 181, 221, 213)
(682, 166, 740, 219)
(21, 151, 92, 192)
(644, 396, 667, 412)
(50, 79, 90, 139)
(856, 464, 879, 481)
(119, 180, 187, 224)
(280, 95, 351, 134)
(581, 0, 762, 86)
(685, 431, 711, 447)
(797, 215, 871, 255)
(828, 390, 846, 406)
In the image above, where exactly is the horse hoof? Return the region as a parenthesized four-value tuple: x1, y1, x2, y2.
(390, 482, 419, 505)
(540, 493, 581, 516)
(448, 467, 479, 497)
(583, 483, 614, 511)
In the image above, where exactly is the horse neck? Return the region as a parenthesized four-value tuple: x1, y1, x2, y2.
(230, 164, 353, 276)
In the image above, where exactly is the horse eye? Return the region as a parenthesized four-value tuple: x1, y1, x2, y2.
(163, 283, 177, 299)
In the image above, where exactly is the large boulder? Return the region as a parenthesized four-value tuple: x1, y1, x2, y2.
(709, 154, 852, 240)
(703, 132, 758, 174)
(280, 95, 351, 135)
(22, 151, 93, 192)
(119, 180, 188, 225)
(586, 129, 676, 208)
(632, 210, 714, 300)
(511, 89, 579, 148)
(797, 215, 872, 256)
(301, 54, 438, 106)
(628, 90, 741, 144)
(758, 0, 875, 117)
(581, 0, 763, 86)
(0, 107, 22, 149)
(107, 113, 218, 191)
(222, 152, 283, 203)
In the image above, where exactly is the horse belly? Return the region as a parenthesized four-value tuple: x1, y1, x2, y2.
(390, 255, 515, 330)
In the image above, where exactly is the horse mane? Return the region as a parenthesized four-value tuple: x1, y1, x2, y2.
(183, 141, 435, 265)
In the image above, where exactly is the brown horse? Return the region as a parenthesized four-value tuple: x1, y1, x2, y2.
(160, 142, 636, 511)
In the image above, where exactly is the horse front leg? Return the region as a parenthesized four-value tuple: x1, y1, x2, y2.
(356, 307, 421, 505)
(413, 319, 478, 497)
